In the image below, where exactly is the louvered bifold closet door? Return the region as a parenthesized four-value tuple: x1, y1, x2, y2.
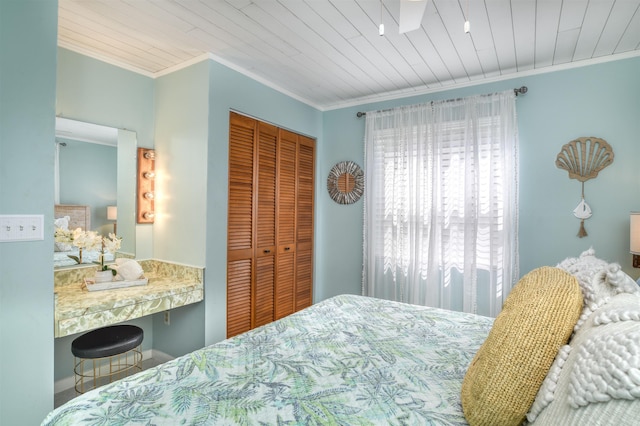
(295, 136, 315, 310)
(227, 112, 256, 338)
(275, 130, 298, 320)
(253, 122, 278, 328)
(228, 112, 315, 337)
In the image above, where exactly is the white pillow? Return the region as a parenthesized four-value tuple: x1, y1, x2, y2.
(555, 248, 639, 332)
(527, 249, 640, 424)
(54, 216, 73, 251)
(54, 215, 70, 230)
(529, 293, 640, 425)
(54, 242, 73, 252)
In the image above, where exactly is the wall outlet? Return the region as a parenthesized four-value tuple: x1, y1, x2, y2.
(0, 215, 44, 242)
(164, 311, 170, 325)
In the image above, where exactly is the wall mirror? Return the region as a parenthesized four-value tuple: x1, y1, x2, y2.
(54, 117, 136, 268)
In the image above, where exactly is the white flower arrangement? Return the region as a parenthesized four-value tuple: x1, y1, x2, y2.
(99, 233, 122, 271)
(54, 228, 122, 269)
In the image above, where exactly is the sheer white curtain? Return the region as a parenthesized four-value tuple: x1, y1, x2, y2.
(362, 91, 519, 317)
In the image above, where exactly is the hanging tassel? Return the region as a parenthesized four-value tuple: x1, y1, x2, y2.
(577, 219, 588, 238)
(574, 182, 590, 239)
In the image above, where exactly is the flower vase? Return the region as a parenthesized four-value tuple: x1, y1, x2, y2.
(94, 270, 113, 283)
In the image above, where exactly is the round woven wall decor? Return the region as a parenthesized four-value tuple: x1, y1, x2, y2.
(327, 161, 364, 204)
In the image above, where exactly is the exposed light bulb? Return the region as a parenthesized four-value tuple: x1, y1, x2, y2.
(379, 23, 385, 36)
(464, 20, 470, 34)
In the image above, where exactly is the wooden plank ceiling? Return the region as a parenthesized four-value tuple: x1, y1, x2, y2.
(58, 0, 640, 110)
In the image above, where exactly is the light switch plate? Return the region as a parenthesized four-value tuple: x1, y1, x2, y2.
(0, 215, 45, 242)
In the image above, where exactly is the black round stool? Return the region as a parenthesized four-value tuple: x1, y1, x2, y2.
(71, 325, 143, 394)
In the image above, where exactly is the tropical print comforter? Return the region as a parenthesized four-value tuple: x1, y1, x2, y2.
(43, 294, 493, 425)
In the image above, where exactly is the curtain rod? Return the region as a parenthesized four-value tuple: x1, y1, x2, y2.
(356, 86, 528, 118)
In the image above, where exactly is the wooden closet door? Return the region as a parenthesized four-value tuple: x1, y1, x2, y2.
(295, 136, 315, 311)
(253, 122, 278, 327)
(275, 130, 297, 319)
(228, 112, 315, 337)
(227, 112, 256, 337)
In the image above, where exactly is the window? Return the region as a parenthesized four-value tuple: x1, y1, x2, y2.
(363, 92, 519, 316)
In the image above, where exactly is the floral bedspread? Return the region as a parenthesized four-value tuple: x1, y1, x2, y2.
(42, 294, 493, 425)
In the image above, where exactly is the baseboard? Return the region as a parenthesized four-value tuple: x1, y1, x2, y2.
(150, 349, 174, 364)
(54, 349, 174, 394)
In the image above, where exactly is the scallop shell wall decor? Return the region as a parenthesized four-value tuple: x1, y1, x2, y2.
(556, 137, 614, 238)
(556, 137, 614, 182)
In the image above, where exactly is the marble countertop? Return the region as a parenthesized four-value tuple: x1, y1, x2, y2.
(54, 260, 204, 338)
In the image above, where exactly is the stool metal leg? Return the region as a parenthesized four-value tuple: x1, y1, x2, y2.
(73, 345, 144, 395)
(93, 358, 98, 389)
(73, 357, 85, 395)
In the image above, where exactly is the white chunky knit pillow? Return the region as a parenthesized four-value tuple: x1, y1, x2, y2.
(556, 249, 639, 318)
(528, 249, 640, 425)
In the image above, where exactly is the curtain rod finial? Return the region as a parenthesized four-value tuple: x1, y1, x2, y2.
(514, 86, 528, 96)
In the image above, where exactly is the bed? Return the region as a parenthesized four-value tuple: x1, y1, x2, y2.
(43, 250, 640, 425)
(43, 294, 493, 425)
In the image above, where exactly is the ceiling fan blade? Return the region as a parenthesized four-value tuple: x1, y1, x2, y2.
(399, 0, 428, 34)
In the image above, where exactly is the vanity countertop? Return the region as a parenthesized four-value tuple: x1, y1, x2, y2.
(54, 260, 204, 338)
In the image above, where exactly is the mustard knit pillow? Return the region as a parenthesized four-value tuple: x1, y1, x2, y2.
(461, 266, 583, 426)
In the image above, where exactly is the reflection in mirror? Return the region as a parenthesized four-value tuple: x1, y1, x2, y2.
(54, 118, 136, 268)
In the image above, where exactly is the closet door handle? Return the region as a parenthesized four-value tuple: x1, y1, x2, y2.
(284, 247, 291, 251)
(263, 249, 271, 254)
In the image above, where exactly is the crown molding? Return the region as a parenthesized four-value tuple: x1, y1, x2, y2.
(322, 50, 640, 111)
(59, 43, 640, 113)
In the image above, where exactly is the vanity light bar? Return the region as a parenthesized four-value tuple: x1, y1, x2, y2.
(137, 148, 155, 224)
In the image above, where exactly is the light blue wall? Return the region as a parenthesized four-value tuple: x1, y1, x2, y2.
(153, 61, 209, 266)
(0, 1, 58, 424)
(58, 139, 117, 235)
(204, 60, 323, 345)
(316, 108, 367, 302)
(319, 57, 640, 300)
(151, 61, 210, 356)
(515, 59, 640, 276)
